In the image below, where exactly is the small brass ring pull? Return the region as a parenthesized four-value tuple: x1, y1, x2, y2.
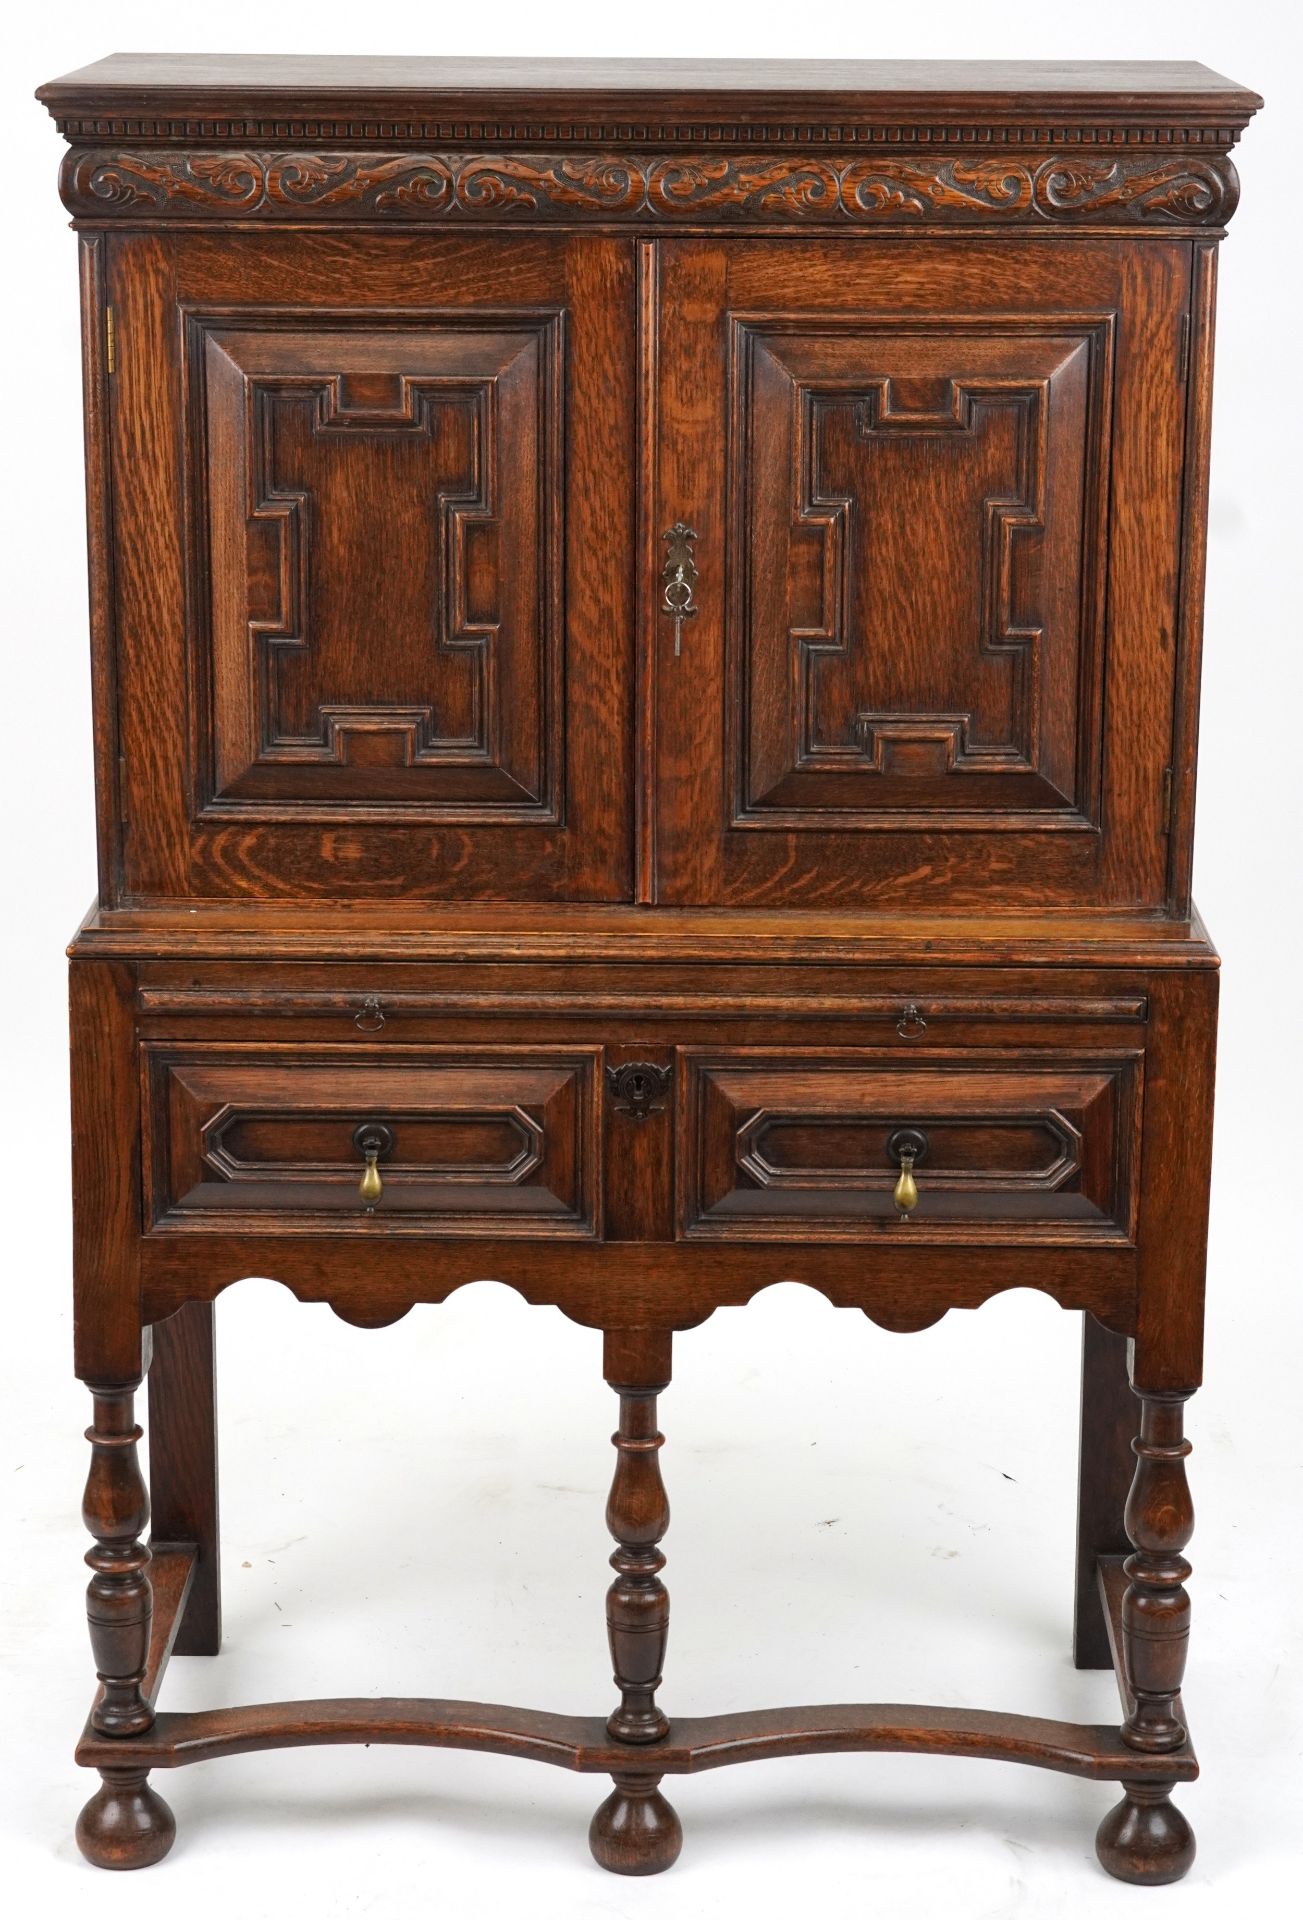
(352, 1122, 394, 1212)
(887, 1127, 929, 1220)
(896, 1003, 927, 1039)
(354, 995, 385, 1033)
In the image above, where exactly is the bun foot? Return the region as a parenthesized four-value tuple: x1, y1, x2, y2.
(1096, 1784, 1194, 1885)
(76, 1768, 176, 1870)
(589, 1771, 682, 1876)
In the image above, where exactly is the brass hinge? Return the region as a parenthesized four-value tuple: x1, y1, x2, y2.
(1161, 766, 1174, 833)
(1177, 312, 1190, 385)
(105, 304, 116, 375)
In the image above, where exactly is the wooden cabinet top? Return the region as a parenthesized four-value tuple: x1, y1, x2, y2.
(39, 54, 1259, 147)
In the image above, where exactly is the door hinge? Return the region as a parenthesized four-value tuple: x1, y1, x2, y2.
(105, 305, 116, 375)
(1177, 312, 1190, 385)
(1161, 766, 1174, 833)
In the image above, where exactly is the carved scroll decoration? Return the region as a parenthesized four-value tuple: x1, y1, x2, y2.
(62, 149, 1240, 225)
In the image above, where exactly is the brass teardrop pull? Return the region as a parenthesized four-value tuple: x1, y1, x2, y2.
(352, 1122, 394, 1213)
(893, 1151, 919, 1217)
(358, 1151, 383, 1208)
(887, 1127, 929, 1220)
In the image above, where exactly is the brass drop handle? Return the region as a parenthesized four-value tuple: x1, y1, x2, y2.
(359, 1151, 383, 1207)
(352, 1122, 394, 1212)
(887, 1127, 929, 1220)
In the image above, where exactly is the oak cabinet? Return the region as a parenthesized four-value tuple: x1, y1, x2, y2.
(41, 54, 1257, 1889)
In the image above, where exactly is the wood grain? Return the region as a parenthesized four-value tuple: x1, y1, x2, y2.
(70, 960, 142, 1384)
(46, 51, 1248, 1886)
(148, 1311, 220, 1654)
(38, 55, 1260, 151)
(75, 1696, 1199, 1783)
(1074, 1320, 1135, 1669)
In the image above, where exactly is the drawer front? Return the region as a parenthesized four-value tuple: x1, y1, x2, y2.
(679, 1050, 1141, 1243)
(143, 1046, 601, 1236)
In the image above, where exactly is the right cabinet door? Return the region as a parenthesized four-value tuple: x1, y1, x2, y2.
(651, 237, 1190, 909)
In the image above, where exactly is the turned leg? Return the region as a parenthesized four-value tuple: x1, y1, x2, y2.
(78, 1383, 174, 1870)
(589, 1330, 681, 1877)
(149, 1303, 222, 1653)
(1095, 1390, 1195, 1886)
(603, 1379, 670, 1748)
(1073, 1316, 1135, 1668)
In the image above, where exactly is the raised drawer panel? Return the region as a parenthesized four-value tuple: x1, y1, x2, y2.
(143, 1047, 601, 1236)
(678, 1050, 1141, 1243)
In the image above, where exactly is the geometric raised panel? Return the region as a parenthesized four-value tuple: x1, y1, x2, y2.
(187, 312, 562, 821)
(105, 225, 635, 903)
(647, 229, 1197, 911)
(202, 1105, 545, 1187)
(731, 317, 1112, 830)
(678, 1051, 1140, 1243)
(144, 1048, 600, 1235)
(737, 1107, 1083, 1193)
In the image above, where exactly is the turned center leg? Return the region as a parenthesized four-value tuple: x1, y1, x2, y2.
(604, 1384, 670, 1744)
(589, 1330, 682, 1877)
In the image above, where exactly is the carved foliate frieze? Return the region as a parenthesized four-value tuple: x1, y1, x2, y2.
(61, 147, 1240, 225)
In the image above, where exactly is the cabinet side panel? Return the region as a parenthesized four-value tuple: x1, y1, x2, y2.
(1097, 241, 1190, 907)
(1168, 241, 1218, 916)
(70, 958, 143, 1383)
(107, 231, 192, 896)
(78, 233, 122, 901)
(1132, 966, 1218, 1391)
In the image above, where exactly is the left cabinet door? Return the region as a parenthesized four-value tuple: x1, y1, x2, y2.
(103, 232, 635, 902)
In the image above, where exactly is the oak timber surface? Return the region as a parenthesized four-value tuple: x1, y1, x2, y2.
(39, 55, 1257, 97)
(68, 903, 1220, 967)
(50, 49, 1239, 1884)
(38, 56, 1260, 140)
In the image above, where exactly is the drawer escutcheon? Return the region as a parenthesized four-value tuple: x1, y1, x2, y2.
(607, 1062, 672, 1122)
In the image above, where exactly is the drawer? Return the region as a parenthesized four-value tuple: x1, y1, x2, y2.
(142, 1046, 601, 1236)
(678, 1049, 1141, 1243)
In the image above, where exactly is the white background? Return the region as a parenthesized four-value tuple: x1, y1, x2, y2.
(2, 4, 1300, 1915)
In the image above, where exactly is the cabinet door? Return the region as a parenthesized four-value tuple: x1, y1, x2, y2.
(651, 238, 1189, 909)
(108, 233, 633, 901)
